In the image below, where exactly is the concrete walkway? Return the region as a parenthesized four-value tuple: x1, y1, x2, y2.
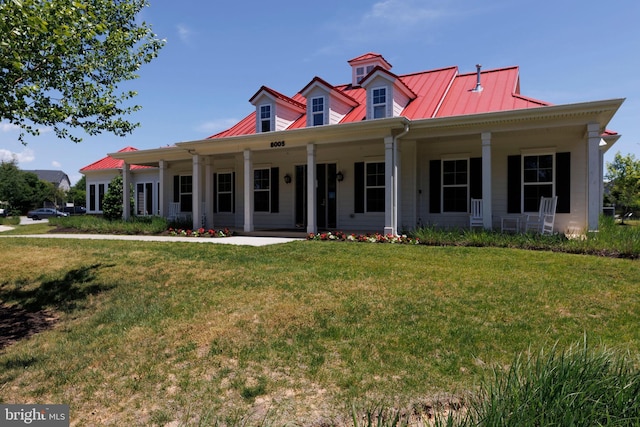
(0, 224, 301, 247)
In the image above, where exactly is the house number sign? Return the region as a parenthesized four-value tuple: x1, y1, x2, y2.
(270, 140, 285, 148)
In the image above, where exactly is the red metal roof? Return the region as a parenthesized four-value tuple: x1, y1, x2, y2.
(348, 53, 392, 69)
(435, 67, 549, 117)
(209, 59, 556, 140)
(80, 147, 154, 172)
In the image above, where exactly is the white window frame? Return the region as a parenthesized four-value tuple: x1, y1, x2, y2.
(441, 158, 469, 213)
(365, 161, 385, 212)
(311, 96, 325, 126)
(253, 168, 271, 212)
(356, 65, 375, 84)
(522, 152, 555, 213)
(217, 171, 234, 213)
(179, 175, 193, 212)
(372, 86, 387, 119)
(135, 182, 155, 216)
(259, 104, 271, 133)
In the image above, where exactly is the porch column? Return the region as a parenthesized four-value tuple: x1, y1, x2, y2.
(587, 123, 601, 231)
(481, 132, 493, 229)
(306, 144, 317, 235)
(159, 160, 166, 217)
(243, 149, 253, 232)
(205, 157, 212, 229)
(191, 154, 201, 230)
(384, 136, 395, 235)
(122, 162, 131, 220)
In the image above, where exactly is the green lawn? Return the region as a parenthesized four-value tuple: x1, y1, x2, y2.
(0, 237, 639, 425)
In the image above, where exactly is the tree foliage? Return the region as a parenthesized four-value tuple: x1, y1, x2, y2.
(0, 160, 49, 212)
(0, 0, 165, 143)
(605, 152, 640, 221)
(102, 174, 133, 220)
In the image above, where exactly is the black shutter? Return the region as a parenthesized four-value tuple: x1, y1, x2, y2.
(232, 172, 236, 214)
(270, 167, 279, 213)
(507, 155, 521, 214)
(213, 173, 218, 213)
(173, 175, 180, 203)
(354, 162, 364, 213)
(429, 160, 441, 213)
(556, 152, 571, 213)
(470, 157, 482, 200)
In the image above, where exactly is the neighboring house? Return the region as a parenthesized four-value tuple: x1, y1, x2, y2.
(87, 53, 623, 234)
(24, 170, 71, 192)
(80, 147, 157, 215)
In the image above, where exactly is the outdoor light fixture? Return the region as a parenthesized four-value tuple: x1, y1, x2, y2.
(336, 171, 344, 182)
(284, 173, 292, 184)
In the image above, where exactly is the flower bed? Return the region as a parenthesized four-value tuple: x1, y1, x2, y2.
(168, 227, 233, 238)
(307, 231, 420, 244)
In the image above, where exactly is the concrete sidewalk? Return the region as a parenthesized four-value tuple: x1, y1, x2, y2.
(0, 226, 301, 246)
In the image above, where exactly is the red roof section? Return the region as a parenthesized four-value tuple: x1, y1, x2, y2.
(80, 147, 154, 172)
(436, 67, 549, 117)
(209, 56, 553, 140)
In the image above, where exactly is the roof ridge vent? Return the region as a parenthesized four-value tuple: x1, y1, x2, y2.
(471, 64, 483, 92)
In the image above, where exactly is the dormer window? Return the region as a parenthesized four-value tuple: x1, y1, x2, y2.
(260, 104, 271, 132)
(311, 96, 325, 126)
(372, 87, 387, 119)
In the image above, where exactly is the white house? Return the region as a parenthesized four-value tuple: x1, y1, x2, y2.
(82, 53, 624, 235)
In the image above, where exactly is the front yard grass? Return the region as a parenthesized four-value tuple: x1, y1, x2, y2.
(0, 237, 638, 425)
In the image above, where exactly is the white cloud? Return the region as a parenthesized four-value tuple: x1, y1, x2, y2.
(196, 118, 239, 135)
(177, 24, 192, 44)
(52, 160, 62, 168)
(1, 122, 21, 133)
(362, 0, 445, 28)
(0, 148, 35, 164)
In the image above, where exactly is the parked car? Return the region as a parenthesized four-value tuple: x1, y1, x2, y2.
(62, 205, 86, 215)
(26, 208, 69, 220)
(0, 208, 6, 217)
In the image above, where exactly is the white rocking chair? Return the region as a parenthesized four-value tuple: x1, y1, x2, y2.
(469, 198, 483, 229)
(167, 202, 180, 222)
(525, 196, 558, 234)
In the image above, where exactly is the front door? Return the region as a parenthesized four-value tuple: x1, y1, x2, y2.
(295, 163, 337, 229)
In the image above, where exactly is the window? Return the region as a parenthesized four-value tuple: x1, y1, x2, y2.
(260, 105, 271, 132)
(356, 65, 374, 84)
(173, 175, 192, 212)
(89, 184, 96, 211)
(442, 159, 468, 212)
(366, 162, 385, 212)
(98, 183, 106, 211)
(372, 87, 386, 119)
(523, 154, 554, 212)
(254, 168, 271, 212)
(136, 182, 154, 216)
(217, 172, 233, 213)
(311, 97, 324, 126)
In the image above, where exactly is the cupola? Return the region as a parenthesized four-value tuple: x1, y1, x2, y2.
(348, 53, 392, 87)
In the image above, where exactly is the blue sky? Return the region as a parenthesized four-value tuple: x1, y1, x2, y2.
(1, 0, 639, 185)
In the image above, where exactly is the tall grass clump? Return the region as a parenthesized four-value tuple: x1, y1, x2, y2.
(50, 215, 168, 235)
(441, 339, 640, 426)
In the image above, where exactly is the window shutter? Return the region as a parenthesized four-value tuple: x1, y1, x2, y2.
(232, 172, 236, 214)
(213, 173, 218, 213)
(354, 162, 364, 213)
(556, 152, 571, 213)
(173, 175, 180, 203)
(429, 160, 441, 213)
(470, 157, 482, 200)
(270, 167, 279, 213)
(507, 155, 521, 213)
